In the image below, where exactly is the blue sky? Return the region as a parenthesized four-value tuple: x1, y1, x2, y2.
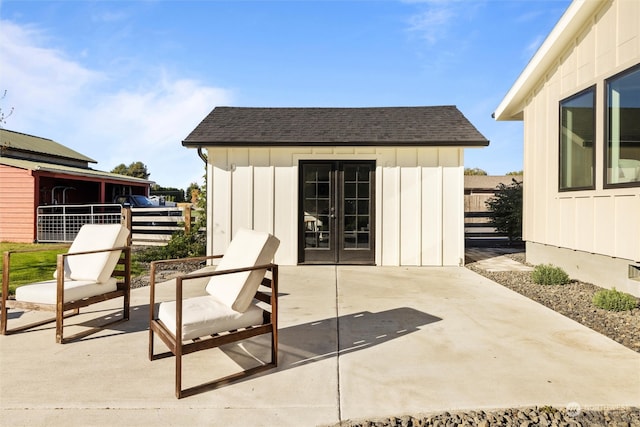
(1, 0, 571, 190)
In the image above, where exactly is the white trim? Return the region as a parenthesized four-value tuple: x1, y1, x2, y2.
(494, 0, 605, 121)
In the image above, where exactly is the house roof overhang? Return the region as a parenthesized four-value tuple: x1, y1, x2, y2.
(493, 0, 605, 122)
(182, 106, 490, 148)
(0, 157, 154, 185)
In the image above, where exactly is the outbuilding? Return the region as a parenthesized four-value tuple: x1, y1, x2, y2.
(183, 106, 488, 266)
(0, 129, 152, 242)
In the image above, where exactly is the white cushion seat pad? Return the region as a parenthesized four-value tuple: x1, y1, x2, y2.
(158, 295, 266, 341)
(15, 277, 118, 304)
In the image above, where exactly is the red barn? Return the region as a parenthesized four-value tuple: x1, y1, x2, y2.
(0, 129, 152, 242)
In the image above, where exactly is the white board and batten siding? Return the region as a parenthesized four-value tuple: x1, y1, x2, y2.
(205, 146, 465, 266)
(521, 0, 640, 263)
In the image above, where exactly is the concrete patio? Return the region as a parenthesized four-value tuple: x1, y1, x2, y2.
(1, 264, 639, 426)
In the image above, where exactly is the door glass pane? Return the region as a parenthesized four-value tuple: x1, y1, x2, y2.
(303, 165, 331, 249)
(342, 164, 372, 249)
(344, 182, 356, 198)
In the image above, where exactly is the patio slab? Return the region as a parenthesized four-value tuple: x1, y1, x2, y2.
(1, 265, 639, 426)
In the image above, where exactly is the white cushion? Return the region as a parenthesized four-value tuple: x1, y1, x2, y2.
(15, 278, 118, 304)
(158, 295, 266, 341)
(205, 229, 279, 313)
(58, 224, 129, 283)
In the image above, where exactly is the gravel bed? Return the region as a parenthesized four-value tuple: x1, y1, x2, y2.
(334, 406, 640, 426)
(467, 253, 640, 354)
(131, 260, 205, 289)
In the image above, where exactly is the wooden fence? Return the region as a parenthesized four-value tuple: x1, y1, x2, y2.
(464, 210, 509, 246)
(128, 204, 199, 246)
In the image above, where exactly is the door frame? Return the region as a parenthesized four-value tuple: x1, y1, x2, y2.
(297, 160, 376, 265)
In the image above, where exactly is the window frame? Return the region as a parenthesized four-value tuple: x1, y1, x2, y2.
(603, 63, 640, 189)
(558, 85, 597, 192)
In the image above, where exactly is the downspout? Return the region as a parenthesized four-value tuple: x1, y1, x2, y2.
(197, 146, 208, 164)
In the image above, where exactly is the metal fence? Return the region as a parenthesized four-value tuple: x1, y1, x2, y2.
(37, 204, 124, 242)
(36, 204, 198, 245)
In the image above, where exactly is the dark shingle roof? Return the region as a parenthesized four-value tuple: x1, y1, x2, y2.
(183, 106, 489, 147)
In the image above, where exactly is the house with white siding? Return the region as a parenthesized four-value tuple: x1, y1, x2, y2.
(183, 106, 488, 266)
(494, 0, 640, 296)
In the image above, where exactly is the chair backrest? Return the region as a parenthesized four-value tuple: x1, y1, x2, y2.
(58, 224, 130, 283)
(205, 228, 280, 313)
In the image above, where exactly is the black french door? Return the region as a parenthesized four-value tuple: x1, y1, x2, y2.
(299, 161, 375, 264)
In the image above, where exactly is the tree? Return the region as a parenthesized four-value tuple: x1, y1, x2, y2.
(464, 167, 487, 175)
(0, 90, 14, 128)
(506, 170, 523, 176)
(485, 178, 523, 243)
(111, 161, 150, 180)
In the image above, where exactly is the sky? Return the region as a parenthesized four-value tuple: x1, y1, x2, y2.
(0, 0, 571, 190)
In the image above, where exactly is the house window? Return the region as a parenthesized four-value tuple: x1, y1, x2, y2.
(605, 64, 640, 187)
(559, 87, 595, 191)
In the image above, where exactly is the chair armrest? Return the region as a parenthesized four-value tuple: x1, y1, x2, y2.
(150, 255, 223, 288)
(149, 262, 277, 310)
(150, 254, 223, 269)
(3, 245, 70, 256)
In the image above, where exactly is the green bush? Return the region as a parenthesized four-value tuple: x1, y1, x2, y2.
(134, 230, 205, 263)
(592, 288, 638, 312)
(485, 178, 523, 243)
(531, 264, 570, 285)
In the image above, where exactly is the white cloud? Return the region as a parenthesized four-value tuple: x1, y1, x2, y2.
(407, 5, 455, 45)
(0, 19, 232, 190)
(524, 34, 546, 59)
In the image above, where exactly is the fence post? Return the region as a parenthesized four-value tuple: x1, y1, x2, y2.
(183, 205, 192, 234)
(121, 208, 132, 245)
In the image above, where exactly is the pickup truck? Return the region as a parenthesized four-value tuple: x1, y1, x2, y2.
(113, 195, 155, 207)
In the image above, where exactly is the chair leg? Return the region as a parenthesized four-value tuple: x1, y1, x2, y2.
(271, 329, 278, 366)
(56, 305, 64, 344)
(148, 328, 154, 360)
(175, 349, 183, 399)
(1, 299, 7, 336)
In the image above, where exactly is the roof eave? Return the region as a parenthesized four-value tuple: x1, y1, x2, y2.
(493, 0, 604, 122)
(183, 140, 489, 148)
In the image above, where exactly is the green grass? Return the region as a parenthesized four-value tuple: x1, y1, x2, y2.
(0, 242, 69, 295)
(1, 242, 147, 296)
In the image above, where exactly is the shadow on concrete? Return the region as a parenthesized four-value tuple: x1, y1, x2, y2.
(218, 307, 442, 374)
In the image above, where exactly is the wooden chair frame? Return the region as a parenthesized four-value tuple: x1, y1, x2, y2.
(1, 246, 131, 344)
(148, 255, 278, 399)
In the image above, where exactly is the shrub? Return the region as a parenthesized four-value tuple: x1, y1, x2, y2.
(134, 230, 205, 263)
(592, 288, 638, 312)
(485, 178, 523, 243)
(531, 264, 570, 285)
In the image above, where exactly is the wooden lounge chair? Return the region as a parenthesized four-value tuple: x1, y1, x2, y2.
(149, 228, 280, 398)
(1, 223, 131, 343)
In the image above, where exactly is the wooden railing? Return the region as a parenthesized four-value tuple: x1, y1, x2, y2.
(129, 204, 199, 246)
(464, 211, 508, 246)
